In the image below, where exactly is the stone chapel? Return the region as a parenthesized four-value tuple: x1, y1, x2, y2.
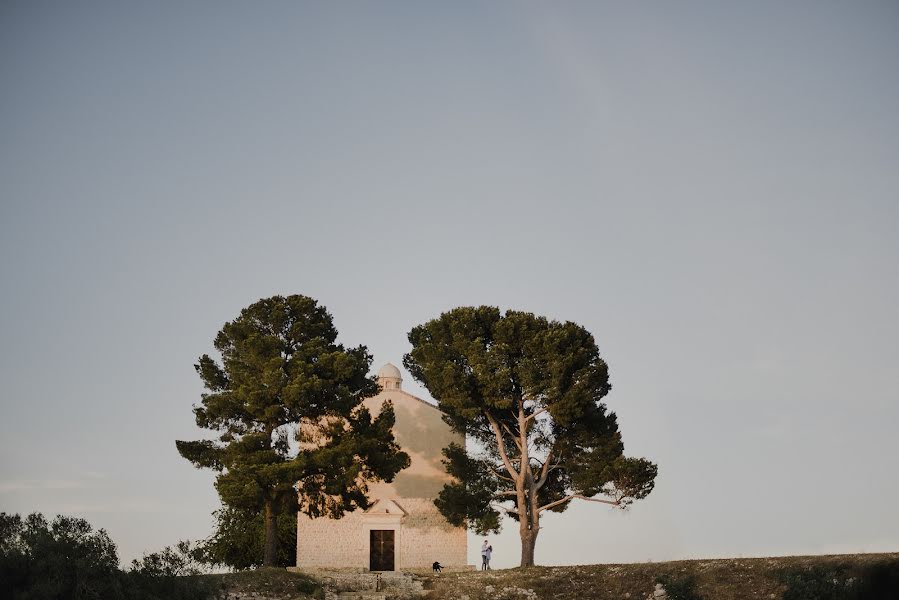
(295, 363, 468, 571)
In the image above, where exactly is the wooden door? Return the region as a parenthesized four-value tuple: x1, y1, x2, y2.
(369, 529, 395, 571)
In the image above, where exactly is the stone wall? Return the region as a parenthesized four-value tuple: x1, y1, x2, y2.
(296, 498, 466, 569)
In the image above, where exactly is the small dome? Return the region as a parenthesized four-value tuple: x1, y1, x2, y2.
(378, 362, 402, 379)
(377, 362, 403, 390)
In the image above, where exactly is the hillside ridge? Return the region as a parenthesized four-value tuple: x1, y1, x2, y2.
(213, 552, 899, 600)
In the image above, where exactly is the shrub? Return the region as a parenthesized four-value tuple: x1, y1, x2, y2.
(124, 540, 217, 600)
(0, 512, 123, 600)
(0, 512, 216, 600)
(656, 574, 706, 600)
(780, 559, 899, 600)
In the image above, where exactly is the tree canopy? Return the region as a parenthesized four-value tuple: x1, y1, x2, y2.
(177, 295, 409, 566)
(0, 512, 215, 600)
(404, 306, 657, 567)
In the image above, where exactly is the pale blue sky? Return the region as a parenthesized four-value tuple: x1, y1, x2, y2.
(1, 1, 897, 567)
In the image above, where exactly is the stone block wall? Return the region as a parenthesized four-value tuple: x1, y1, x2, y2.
(296, 498, 466, 570)
(297, 509, 366, 568)
(395, 498, 467, 569)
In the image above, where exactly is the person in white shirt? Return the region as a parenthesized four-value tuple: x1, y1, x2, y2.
(481, 539, 493, 571)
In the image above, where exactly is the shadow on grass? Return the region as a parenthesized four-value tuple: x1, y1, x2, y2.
(780, 558, 899, 600)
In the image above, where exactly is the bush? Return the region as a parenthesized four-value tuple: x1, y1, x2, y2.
(656, 574, 705, 600)
(0, 512, 123, 600)
(124, 540, 217, 600)
(853, 561, 899, 598)
(0, 512, 216, 600)
(780, 559, 899, 600)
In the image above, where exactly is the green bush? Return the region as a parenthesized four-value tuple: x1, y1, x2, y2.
(656, 574, 706, 600)
(780, 560, 899, 600)
(0, 512, 216, 600)
(0, 512, 124, 600)
(853, 561, 899, 598)
(124, 540, 217, 600)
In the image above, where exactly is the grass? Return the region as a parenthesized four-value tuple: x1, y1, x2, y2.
(423, 553, 899, 600)
(187, 553, 899, 599)
(203, 567, 322, 599)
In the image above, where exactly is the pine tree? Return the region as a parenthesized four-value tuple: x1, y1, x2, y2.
(177, 295, 409, 567)
(404, 306, 657, 567)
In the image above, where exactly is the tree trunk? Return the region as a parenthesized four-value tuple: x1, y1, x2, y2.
(263, 498, 278, 567)
(519, 529, 538, 567)
(519, 492, 539, 568)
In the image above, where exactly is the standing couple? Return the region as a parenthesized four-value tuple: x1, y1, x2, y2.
(480, 539, 493, 570)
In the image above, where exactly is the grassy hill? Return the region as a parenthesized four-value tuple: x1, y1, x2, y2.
(423, 553, 899, 600)
(200, 553, 899, 599)
(202, 568, 322, 599)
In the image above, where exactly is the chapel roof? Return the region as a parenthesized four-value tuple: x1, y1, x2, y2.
(378, 362, 402, 380)
(373, 362, 444, 413)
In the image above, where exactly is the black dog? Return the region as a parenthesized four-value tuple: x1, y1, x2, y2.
(432, 561, 442, 573)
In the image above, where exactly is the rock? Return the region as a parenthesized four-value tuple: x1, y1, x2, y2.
(495, 586, 538, 600)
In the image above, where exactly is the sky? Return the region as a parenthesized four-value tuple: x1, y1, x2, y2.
(1, 1, 898, 569)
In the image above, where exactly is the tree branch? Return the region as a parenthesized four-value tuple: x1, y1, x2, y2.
(491, 502, 519, 515)
(517, 404, 530, 482)
(485, 410, 520, 480)
(525, 407, 548, 423)
(538, 494, 621, 513)
(499, 419, 523, 451)
(534, 450, 554, 491)
(487, 466, 516, 483)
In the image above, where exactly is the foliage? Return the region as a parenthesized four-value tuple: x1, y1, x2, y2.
(0, 512, 123, 600)
(195, 504, 297, 570)
(129, 540, 205, 577)
(404, 306, 657, 566)
(656, 574, 706, 600)
(177, 295, 409, 565)
(0, 512, 215, 600)
(781, 565, 851, 600)
(433, 442, 501, 534)
(854, 561, 899, 598)
(125, 541, 217, 600)
(780, 561, 899, 600)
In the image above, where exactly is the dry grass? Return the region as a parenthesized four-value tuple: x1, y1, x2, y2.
(423, 553, 899, 600)
(204, 567, 322, 599)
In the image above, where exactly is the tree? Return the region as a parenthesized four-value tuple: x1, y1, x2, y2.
(0, 512, 122, 599)
(404, 306, 657, 567)
(177, 295, 410, 567)
(0, 511, 217, 600)
(126, 541, 218, 600)
(195, 504, 297, 570)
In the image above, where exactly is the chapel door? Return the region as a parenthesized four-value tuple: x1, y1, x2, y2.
(369, 529, 395, 571)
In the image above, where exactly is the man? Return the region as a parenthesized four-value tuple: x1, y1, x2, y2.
(481, 539, 490, 571)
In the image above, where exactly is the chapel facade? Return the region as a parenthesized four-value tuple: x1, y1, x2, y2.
(295, 363, 468, 571)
